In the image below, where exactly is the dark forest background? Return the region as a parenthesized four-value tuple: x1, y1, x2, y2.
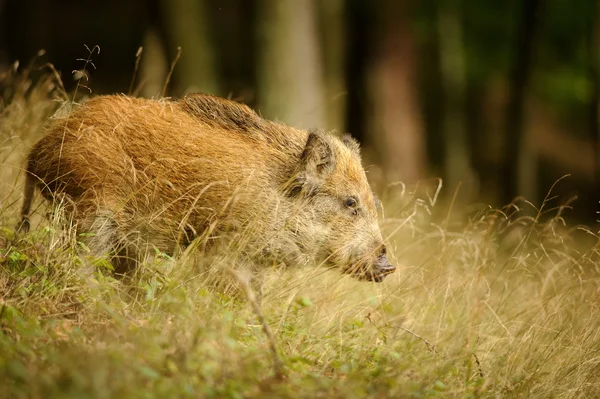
(1, 0, 599, 223)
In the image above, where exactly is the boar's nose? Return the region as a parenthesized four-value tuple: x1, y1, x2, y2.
(369, 248, 395, 282)
(375, 253, 396, 276)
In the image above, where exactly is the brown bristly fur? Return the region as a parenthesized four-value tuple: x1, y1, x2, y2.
(20, 93, 394, 280)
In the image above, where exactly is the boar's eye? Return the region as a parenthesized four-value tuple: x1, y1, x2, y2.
(344, 197, 358, 209)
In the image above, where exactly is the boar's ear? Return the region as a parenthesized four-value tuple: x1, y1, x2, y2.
(288, 130, 336, 196)
(342, 134, 361, 157)
(301, 130, 336, 174)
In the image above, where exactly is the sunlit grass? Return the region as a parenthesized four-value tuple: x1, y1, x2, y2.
(1, 67, 599, 398)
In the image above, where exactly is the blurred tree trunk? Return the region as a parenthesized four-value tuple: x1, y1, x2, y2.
(592, 1, 600, 211)
(503, 0, 541, 205)
(437, 0, 472, 197)
(367, 1, 426, 183)
(138, 29, 168, 98)
(465, 82, 485, 197)
(159, 0, 220, 95)
(257, 0, 325, 129)
(203, 0, 258, 104)
(344, 0, 371, 147)
(0, 0, 6, 69)
(316, 0, 346, 133)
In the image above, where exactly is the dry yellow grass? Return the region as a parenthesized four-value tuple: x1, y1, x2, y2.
(1, 65, 599, 398)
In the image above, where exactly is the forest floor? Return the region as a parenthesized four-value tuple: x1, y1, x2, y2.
(1, 70, 600, 399)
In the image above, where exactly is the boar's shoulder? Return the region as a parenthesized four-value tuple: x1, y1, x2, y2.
(177, 94, 307, 153)
(178, 93, 263, 133)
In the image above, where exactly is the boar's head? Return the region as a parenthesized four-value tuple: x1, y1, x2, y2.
(288, 130, 395, 282)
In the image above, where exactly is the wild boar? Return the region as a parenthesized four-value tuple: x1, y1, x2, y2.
(19, 94, 395, 281)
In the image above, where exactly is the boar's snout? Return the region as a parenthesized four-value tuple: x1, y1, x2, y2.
(348, 246, 395, 283)
(367, 251, 396, 282)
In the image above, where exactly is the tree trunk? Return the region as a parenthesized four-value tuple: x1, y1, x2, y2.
(367, 1, 426, 183)
(437, 0, 472, 198)
(316, 0, 346, 133)
(138, 29, 168, 98)
(465, 81, 485, 197)
(256, 0, 325, 129)
(344, 0, 371, 146)
(159, 0, 220, 96)
(503, 0, 541, 206)
(591, 1, 600, 215)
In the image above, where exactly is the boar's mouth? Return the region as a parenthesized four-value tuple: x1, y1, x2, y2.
(343, 254, 396, 283)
